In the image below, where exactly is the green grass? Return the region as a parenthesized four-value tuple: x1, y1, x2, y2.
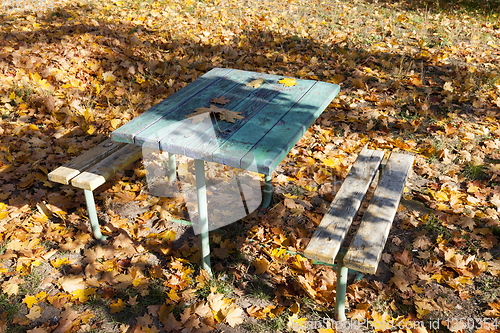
(462, 162, 487, 181)
(196, 272, 235, 299)
(19, 266, 46, 295)
(0, 293, 26, 333)
(422, 213, 452, 241)
(242, 311, 292, 333)
(246, 277, 274, 301)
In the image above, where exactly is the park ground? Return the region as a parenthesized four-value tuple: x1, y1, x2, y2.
(0, 0, 500, 332)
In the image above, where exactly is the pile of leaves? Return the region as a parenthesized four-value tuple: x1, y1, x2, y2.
(0, 0, 500, 332)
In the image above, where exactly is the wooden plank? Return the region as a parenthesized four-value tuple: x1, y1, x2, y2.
(211, 79, 316, 170)
(158, 70, 280, 157)
(167, 75, 284, 160)
(110, 67, 233, 144)
(241, 82, 340, 175)
(71, 144, 142, 191)
(344, 152, 414, 274)
(302, 149, 384, 265)
(132, 70, 256, 149)
(48, 139, 125, 185)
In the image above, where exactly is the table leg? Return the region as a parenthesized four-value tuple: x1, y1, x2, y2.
(167, 152, 176, 182)
(83, 189, 107, 241)
(195, 159, 212, 276)
(335, 252, 348, 321)
(262, 175, 273, 208)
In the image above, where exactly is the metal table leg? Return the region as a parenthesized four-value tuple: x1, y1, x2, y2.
(195, 159, 212, 276)
(262, 175, 272, 208)
(335, 251, 348, 321)
(167, 152, 176, 182)
(83, 189, 107, 241)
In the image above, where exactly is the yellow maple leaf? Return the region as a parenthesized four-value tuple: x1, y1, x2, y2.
(51, 258, 70, 268)
(167, 289, 180, 302)
(411, 284, 424, 293)
(72, 288, 96, 303)
(35, 291, 47, 301)
(110, 119, 120, 129)
(110, 298, 125, 314)
(87, 124, 96, 135)
(278, 77, 297, 87)
(23, 295, 38, 309)
(103, 71, 116, 83)
(252, 257, 269, 275)
(288, 314, 307, 331)
(159, 230, 176, 242)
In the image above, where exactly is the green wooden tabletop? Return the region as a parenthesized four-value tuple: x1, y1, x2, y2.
(111, 68, 340, 175)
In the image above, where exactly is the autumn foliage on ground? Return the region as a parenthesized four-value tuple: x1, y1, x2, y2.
(0, 0, 500, 332)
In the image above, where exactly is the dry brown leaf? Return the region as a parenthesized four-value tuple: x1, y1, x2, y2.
(53, 309, 79, 333)
(25, 306, 42, 320)
(246, 78, 264, 88)
(185, 104, 244, 123)
(223, 304, 244, 327)
(58, 275, 86, 293)
(211, 96, 230, 104)
(393, 249, 412, 266)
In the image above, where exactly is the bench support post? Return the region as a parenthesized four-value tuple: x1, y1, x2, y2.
(335, 250, 348, 321)
(195, 159, 212, 276)
(83, 190, 107, 241)
(167, 152, 176, 182)
(262, 175, 272, 208)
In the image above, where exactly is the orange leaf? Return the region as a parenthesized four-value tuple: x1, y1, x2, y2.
(393, 248, 412, 266)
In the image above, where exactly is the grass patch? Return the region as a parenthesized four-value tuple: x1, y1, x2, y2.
(245, 277, 274, 301)
(462, 162, 487, 181)
(196, 272, 235, 299)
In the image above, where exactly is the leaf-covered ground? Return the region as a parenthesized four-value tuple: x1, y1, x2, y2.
(1, 0, 500, 332)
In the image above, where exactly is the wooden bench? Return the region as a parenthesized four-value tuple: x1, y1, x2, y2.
(48, 139, 142, 240)
(303, 148, 414, 321)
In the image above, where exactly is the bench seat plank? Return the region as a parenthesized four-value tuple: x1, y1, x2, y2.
(343, 152, 414, 274)
(71, 144, 142, 191)
(302, 148, 384, 265)
(48, 139, 125, 185)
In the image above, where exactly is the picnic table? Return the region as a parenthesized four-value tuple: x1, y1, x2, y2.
(110, 67, 340, 274)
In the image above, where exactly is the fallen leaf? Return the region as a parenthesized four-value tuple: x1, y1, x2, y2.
(253, 257, 269, 275)
(246, 78, 264, 88)
(278, 77, 297, 87)
(58, 275, 86, 293)
(110, 298, 125, 314)
(23, 295, 38, 309)
(25, 305, 42, 320)
(186, 104, 244, 123)
(224, 304, 244, 327)
(211, 96, 230, 105)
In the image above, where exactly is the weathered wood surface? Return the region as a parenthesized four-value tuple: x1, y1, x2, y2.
(110, 68, 340, 175)
(110, 67, 233, 144)
(71, 145, 142, 191)
(343, 152, 414, 274)
(302, 149, 384, 265)
(211, 77, 316, 172)
(237, 82, 340, 174)
(48, 139, 125, 185)
(162, 75, 285, 160)
(133, 70, 254, 149)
